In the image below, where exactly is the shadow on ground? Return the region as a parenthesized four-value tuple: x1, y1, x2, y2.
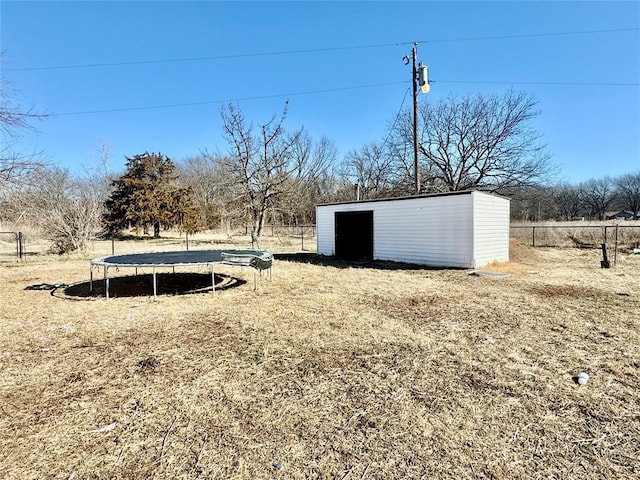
(56, 272, 245, 299)
(274, 252, 457, 271)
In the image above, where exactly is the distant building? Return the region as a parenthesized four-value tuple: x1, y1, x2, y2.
(605, 210, 639, 221)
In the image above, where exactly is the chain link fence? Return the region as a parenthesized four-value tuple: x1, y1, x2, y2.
(0, 225, 318, 262)
(0, 232, 25, 261)
(9, 222, 637, 265)
(511, 223, 640, 266)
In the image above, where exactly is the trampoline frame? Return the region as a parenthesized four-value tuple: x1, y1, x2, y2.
(89, 249, 273, 300)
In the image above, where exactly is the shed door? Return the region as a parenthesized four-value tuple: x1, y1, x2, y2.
(335, 210, 373, 260)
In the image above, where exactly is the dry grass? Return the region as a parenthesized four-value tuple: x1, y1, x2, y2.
(511, 220, 640, 250)
(1, 238, 639, 479)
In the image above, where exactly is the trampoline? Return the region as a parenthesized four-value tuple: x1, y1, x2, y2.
(90, 249, 273, 300)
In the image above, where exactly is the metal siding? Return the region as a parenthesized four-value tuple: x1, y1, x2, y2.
(472, 192, 511, 267)
(373, 195, 473, 267)
(316, 205, 335, 255)
(317, 195, 476, 267)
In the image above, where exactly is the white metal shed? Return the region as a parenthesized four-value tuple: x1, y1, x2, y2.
(316, 190, 510, 269)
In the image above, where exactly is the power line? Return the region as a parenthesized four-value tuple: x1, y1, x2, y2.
(7, 27, 638, 72)
(53, 81, 408, 116)
(6, 42, 411, 72)
(52, 78, 639, 117)
(426, 27, 639, 43)
(436, 80, 640, 87)
(381, 87, 411, 151)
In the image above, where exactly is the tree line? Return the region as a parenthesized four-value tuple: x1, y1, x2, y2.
(1, 86, 639, 252)
(510, 174, 640, 222)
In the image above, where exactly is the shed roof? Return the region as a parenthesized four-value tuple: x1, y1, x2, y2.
(316, 190, 508, 208)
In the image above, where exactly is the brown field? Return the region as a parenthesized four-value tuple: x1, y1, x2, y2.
(1, 236, 639, 479)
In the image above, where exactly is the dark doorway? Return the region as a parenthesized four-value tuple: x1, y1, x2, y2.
(335, 210, 374, 260)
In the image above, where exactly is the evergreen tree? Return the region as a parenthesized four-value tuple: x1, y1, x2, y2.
(104, 152, 199, 237)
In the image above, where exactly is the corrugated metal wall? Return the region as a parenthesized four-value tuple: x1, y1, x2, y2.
(317, 191, 510, 268)
(472, 192, 511, 267)
(372, 194, 473, 267)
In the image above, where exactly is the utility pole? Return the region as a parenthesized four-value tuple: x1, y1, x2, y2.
(411, 44, 420, 195)
(404, 43, 430, 195)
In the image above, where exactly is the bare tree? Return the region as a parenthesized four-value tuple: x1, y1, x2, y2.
(395, 90, 555, 193)
(550, 183, 585, 220)
(23, 167, 104, 253)
(508, 185, 557, 221)
(579, 177, 617, 220)
(87, 140, 114, 195)
(0, 69, 47, 188)
(341, 142, 397, 200)
(385, 109, 443, 195)
(178, 153, 246, 232)
(614, 172, 640, 217)
(220, 101, 302, 247)
(279, 133, 338, 224)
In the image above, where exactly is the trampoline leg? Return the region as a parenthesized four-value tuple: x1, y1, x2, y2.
(211, 265, 215, 294)
(153, 267, 157, 302)
(104, 266, 109, 300)
(90, 266, 93, 292)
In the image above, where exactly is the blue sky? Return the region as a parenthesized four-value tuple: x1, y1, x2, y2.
(2, 1, 639, 183)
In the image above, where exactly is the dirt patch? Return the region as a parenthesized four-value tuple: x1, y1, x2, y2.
(528, 284, 607, 299)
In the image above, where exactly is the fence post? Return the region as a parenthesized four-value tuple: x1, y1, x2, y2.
(301, 228, 305, 251)
(532, 227, 536, 247)
(111, 237, 115, 255)
(186, 232, 189, 251)
(18, 232, 23, 259)
(601, 243, 611, 268)
(614, 225, 618, 266)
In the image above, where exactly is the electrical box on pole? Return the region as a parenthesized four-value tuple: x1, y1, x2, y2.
(418, 63, 430, 93)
